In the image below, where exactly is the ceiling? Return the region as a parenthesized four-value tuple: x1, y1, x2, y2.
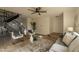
(0, 7, 77, 18)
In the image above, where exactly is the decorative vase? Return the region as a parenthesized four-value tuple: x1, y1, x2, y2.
(30, 34, 34, 43)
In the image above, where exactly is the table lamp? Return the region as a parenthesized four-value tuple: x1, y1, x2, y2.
(67, 27, 74, 32)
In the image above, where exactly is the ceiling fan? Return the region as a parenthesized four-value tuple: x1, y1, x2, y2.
(28, 7, 47, 15)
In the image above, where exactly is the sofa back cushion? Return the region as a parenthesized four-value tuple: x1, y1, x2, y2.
(62, 32, 77, 46)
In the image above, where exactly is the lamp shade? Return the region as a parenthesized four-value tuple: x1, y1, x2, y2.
(67, 27, 74, 32)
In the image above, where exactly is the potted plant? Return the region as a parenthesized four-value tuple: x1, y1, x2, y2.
(28, 22, 37, 43)
(31, 22, 36, 32)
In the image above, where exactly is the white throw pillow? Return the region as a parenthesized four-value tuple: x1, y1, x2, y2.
(63, 32, 76, 46)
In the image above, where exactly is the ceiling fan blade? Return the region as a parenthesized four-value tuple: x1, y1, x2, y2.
(39, 11, 47, 13)
(31, 12, 36, 14)
(36, 7, 41, 10)
(32, 7, 36, 10)
(28, 9, 35, 12)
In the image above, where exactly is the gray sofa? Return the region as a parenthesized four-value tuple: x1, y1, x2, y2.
(49, 32, 79, 52)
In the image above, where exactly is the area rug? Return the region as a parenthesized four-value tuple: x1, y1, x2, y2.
(0, 33, 60, 52)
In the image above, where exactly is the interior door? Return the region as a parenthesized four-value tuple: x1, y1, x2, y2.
(52, 15, 63, 33)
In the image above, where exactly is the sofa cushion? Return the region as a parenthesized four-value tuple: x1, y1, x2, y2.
(56, 38, 66, 46)
(62, 32, 77, 46)
(68, 36, 79, 52)
(49, 43, 68, 52)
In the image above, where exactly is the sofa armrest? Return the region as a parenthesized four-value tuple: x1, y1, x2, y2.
(11, 32, 23, 40)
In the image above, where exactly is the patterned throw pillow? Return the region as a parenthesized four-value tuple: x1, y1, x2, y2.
(68, 36, 79, 52)
(62, 32, 77, 46)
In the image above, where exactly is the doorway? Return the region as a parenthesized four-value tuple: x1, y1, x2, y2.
(50, 14, 63, 33)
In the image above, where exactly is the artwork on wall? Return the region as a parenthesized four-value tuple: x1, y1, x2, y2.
(0, 9, 27, 39)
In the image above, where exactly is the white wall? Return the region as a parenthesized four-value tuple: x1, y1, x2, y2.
(50, 14, 63, 33)
(63, 10, 75, 32)
(74, 8, 79, 32)
(35, 16, 50, 35)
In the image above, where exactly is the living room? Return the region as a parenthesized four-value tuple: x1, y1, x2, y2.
(0, 7, 79, 52)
